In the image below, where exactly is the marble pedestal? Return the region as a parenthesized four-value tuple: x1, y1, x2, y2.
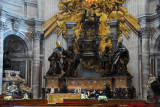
(66, 77, 112, 90)
(44, 76, 60, 90)
(44, 75, 132, 92)
(66, 76, 132, 91)
(114, 76, 132, 89)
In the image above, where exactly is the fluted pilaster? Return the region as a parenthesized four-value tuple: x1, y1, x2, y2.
(0, 21, 5, 95)
(32, 31, 41, 99)
(140, 27, 150, 99)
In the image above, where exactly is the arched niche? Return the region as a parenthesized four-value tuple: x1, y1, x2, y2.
(3, 30, 31, 50)
(151, 30, 160, 77)
(3, 30, 31, 80)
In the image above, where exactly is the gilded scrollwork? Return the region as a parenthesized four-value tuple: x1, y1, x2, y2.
(42, 0, 140, 53)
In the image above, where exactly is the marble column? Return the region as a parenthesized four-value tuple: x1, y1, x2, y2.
(0, 22, 4, 95)
(32, 31, 41, 99)
(140, 27, 150, 99)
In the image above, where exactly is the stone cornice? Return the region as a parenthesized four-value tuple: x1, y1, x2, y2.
(107, 20, 119, 26)
(138, 12, 157, 20)
(138, 12, 158, 25)
(25, 1, 37, 7)
(0, 7, 44, 25)
(65, 21, 76, 29)
(24, 0, 37, 5)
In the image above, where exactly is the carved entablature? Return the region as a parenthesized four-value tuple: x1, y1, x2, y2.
(139, 27, 151, 38)
(0, 8, 44, 33)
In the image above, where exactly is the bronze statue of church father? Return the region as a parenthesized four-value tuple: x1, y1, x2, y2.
(44, 10, 132, 93)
